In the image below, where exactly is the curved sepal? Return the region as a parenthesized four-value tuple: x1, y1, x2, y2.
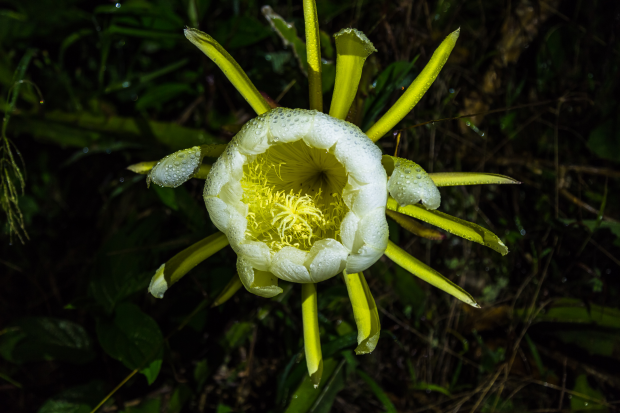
(185, 28, 271, 115)
(237, 257, 283, 298)
(329, 29, 376, 120)
(367, 29, 460, 142)
(303, 0, 323, 111)
(384, 241, 479, 308)
(149, 232, 230, 298)
(386, 210, 445, 241)
(211, 273, 243, 307)
(301, 283, 323, 388)
(386, 197, 508, 255)
(342, 271, 381, 355)
(429, 172, 520, 187)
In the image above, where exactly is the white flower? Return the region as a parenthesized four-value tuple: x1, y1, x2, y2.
(204, 108, 388, 295)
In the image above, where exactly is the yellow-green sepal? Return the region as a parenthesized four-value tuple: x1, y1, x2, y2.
(329, 28, 376, 120)
(386, 209, 445, 241)
(342, 271, 381, 355)
(301, 283, 323, 388)
(127, 161, 158, 175)
(384, 241, 479, 308)
(303, 0, 323, 111)
(237, 258, 283, 298)
(128, 162, 211, 180)
(367, 29, 460, 142)
(184, 28, 271, 115)
(211, 273, 243, 307)
(148, 232, 230, 298)
(429, 172, 520, 187)
(386, 197, 508, 255)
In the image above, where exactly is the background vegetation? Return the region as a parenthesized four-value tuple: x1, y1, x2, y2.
(1, 0, 619, 412)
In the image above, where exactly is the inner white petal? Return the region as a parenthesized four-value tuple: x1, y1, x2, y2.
(270, 246, 311, 283)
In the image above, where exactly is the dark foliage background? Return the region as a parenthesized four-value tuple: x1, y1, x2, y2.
(1, 0, 620, 412)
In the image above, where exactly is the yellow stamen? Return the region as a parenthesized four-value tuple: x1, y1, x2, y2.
(240, 142, 347, 251)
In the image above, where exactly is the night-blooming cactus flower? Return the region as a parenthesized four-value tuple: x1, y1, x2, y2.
(128, 0, 518, 388)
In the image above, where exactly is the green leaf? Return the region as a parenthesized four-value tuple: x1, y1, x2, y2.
(262, 6, 308, 74)
(0, 318, 94, 364)
(9, 110, 220, 151)
(550, 329, 620, 359)
(361, 60, 418, 131)
(37, 381, 106, 413)
(120, 398, 161, 413)
(357, 370, 397, 413)
(168, 385, 192, 413)
(523, 298, 620, 329)
(96, 303, 164, 384)
(193, 359, 210, 391)
(571, 375, 608, 412)
(213, 15, 272, 50)
(561, 219, 620, 240)
(278, 333, 357, 405)
(284, 358, 342, 413)
(152, 186, 179, 211)
(393, 266, 426, 319)
(588, 116, 620, 162)
(88, 216, 162, 313)
(221, 322, 254, 349)
(135, 83, 195, 111)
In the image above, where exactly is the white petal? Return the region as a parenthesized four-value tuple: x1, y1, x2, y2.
(203, 155, 230, 197)
(270, 246, 311, 283)
(219, 180, 243, 205)
(346, 244, 384, 273)
(235, 116, 270, 156)
(268, 108, 315, 144)
(237, 257, 283, 298)
(339, 211, 360, 252)
(225, 146, 246, 181)
(332, 128, 383, 184)
(357, 208, 389, 250)
(226, 209, 248, 253)
(304, 239, 349, 282)
(237, 240, 272, 271)
(204, 196, 229, 231)
(303, 112, 342, 149)
(349, 181, 387, 217)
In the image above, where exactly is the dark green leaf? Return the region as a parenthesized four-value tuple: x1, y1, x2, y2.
(284, 358, 341, 413)
(168, 385, 192, 413)
(357, 370, 397, 413)
(588, 116, 620, 162)
(213, 16, 271, 50)
(136, 83, 195, 111)
(37, 381, 106, 413)
(221, 322, 254, 349)
(0, 317, 94, 364)
(571, 374, 608, 412)
(524, 298, 620, 329)
(96, 303, 164, 384)
(88, 216, 162, 313)
(120, 398, 161, 413)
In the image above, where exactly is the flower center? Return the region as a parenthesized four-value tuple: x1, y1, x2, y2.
(241, 140, 348, 251)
